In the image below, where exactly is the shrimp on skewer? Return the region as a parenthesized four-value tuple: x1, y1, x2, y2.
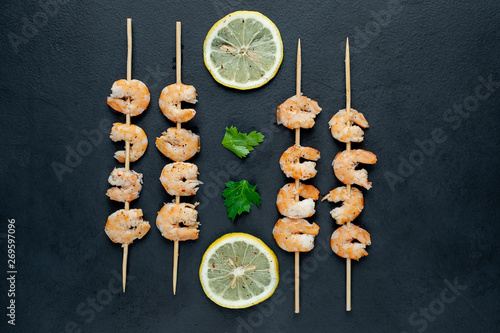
(322, 186, 363, 225)
(157, 202, 200, 241)
(160, 162, 202, 196)
(280, 145, 320, 180)
(105, 209, 150, 246)
(333, 149, 377, 190)
(156, 127, 200, 162)
(107, 79, 150, 116)
(276, 182, 319, 219)
(329, 108, 369, 143)
(159, 83, 197, 123)
(331, 224, 371, 260)
(277, 95, 322, 129)
(106, 168, 143, 203)
(273, 217, 320, 252)
(110, 123, 148, 163)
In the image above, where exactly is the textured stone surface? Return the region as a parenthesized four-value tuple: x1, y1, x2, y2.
(1, 0, 499, 332)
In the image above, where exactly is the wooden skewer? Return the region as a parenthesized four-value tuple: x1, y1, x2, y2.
(345, 37, 352, 311)
(294, 38, 301, 314)
(172, 21, 182, 296)
(122, 18, 133, 293)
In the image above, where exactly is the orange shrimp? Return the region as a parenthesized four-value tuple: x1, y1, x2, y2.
(105, 209, 150, 246)
(322, 186, 363, 225)
(333, 149, 377, 189)
(107, 79, 150, 116)
(156, 127, 200, 162)
(273, 217, 320, 252)
(329, 108, 369, 143)
(276, 182, 319, 219)
(277, 95, 322, 129)
(106, 168, 143, 203)
(330, 224, 371, 260)
(280, 145, 320, 180)
(156, 202, 200, 241)
(158, 83, 197, 123)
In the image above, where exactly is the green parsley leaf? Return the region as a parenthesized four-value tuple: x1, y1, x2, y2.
(222, 180, 261, 221)
(221, 126, 265, 158)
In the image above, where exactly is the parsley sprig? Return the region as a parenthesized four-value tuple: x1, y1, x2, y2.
(222, 126, 264, 158)
(222, 180, 261, 221)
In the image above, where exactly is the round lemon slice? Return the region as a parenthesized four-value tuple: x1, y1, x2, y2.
(203, 11, 283, 90)
(199, 233, 279, 308)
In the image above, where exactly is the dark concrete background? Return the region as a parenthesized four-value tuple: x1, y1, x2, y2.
(1, 0, 499, 332)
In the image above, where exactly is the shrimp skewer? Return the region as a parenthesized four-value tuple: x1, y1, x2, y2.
(274, 40, 322, 313)
(104, 19, 151, 292)
(325, 38, 376, 311)
(156, 22, 201, 295)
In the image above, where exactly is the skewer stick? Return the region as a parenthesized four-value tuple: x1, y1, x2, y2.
(345, 38, 352, 311)
(172, 21, 182, 295)
(122, 244, 128, 292)
(294, 38, 301, 314)
(122, 18, 133, 293)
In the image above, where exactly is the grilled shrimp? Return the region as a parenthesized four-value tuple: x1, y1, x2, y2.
(322, 186, 363, 225)
(277, 95, 322, 129)
(329, 108, 369, 142)
(106, 168, 143, 203)
(105, 209, 150, 245)
(280, 145, 320, 180)
(110, 123, 148, 163)
(333, 149, 377, 189)
(159, 83, 197, 123)
(331, 224, 371, 260)
(156, 202, 200, 241)
(159, 162, 202, 196)
(276, 182, 320, 219)
(107, 79, 150, 116)
(156, 127, 200, 162)
(273, 217, 320, 252)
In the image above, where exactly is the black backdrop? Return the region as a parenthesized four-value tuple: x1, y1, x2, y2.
(1, 0, 499, 332)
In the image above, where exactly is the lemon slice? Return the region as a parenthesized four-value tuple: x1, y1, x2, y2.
(203, 11, 283, 90)
(199, 233, 279, 308)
